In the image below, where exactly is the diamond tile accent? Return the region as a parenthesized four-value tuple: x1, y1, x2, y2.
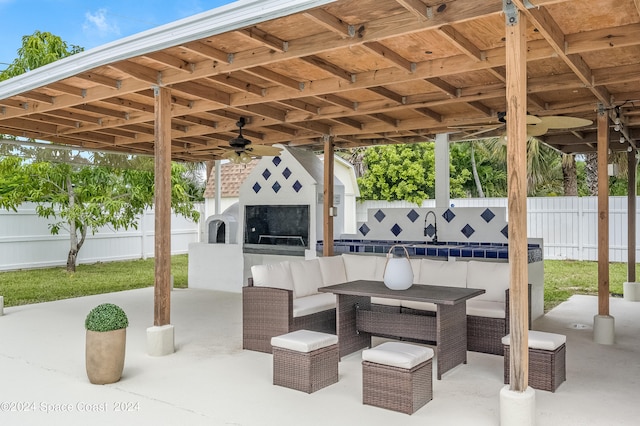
(501, 225, 509, 239)
(461, 224, 475, 238)
(407, 209, 420, 223)
(262, 168, 271, 180)
(252, 182, 261, 193)
(293, 180, 302, 192)
(359, 223, 370, 236)
(390, 223, 402, 237)
(374, 209, 386, 222)
(424, 224, 436, 238)
(272, 181, 281, 193)
(282, 167, 291, 179)
(443, 209, 456, 223)
(272, 156, 281, 166)
(481, 208, 495, 223)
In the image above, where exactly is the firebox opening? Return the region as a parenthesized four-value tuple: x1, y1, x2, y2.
(244, 205, 309, 255)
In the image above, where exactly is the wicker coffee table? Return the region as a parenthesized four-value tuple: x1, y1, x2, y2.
(319, 280, 484, 379)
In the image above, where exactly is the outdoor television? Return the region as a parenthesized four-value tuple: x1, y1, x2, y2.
(244, 204, 310, 248)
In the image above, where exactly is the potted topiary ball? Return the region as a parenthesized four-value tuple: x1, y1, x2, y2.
(85, 303, 129, 384)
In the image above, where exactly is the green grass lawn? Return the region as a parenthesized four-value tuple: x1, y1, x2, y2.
(0, 255, 635, 311)
(544, 259, 629, 311)
(0, 255, 188, 307)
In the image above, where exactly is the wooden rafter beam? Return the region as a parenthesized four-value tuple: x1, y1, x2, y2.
(300, 55, 354, 81)
(143, 52, 193, 72)
(109, 61, 160, 85)
(238, 27, 288, 52)
(394, 0, 430, 20)
(244, 66, 304, 91)
(363, 41, 416, 72)
(367, 86, 405, 104)
(511, 0, 612, 105)
(303, 9, 354, 37)
(179, 41, 231, 63)
(438, 25, 485, 61)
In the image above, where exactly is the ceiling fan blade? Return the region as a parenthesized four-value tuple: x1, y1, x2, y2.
(526, 115, 542, 125)
(247, 145, 282, 156)
(538, 116, 592, 129)
(526, 123, 549, 137)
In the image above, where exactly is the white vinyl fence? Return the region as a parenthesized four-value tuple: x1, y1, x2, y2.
(1, 197, 638, 271)
(0, 203, 203, 271)
(358, 196, 640, 263)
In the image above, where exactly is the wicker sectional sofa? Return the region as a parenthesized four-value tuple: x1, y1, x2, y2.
(242, 254, 529, 355)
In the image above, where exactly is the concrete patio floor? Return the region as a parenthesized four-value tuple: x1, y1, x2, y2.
(1, 287, 638, 425)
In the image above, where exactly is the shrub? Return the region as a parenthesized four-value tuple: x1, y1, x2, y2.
(85, 303, 129, 332)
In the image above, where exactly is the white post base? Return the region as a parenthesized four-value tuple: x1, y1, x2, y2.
(593, 315, 615, 345)
(147, 324, 175, 356)
(500, 385, 536, 426)
(0, 295, 4, 316)
(623, 282, 640, 302)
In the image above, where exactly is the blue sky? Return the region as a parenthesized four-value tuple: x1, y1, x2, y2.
(0, 0, 235, 68)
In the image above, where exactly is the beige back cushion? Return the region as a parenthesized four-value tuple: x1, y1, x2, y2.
(417, 259, 468, 288)
(250, 261, 294, 291)
(466, 260, 510, 302)
(317, 256, 347, 286)
(290, 259, 324, 298)
(341, 254, 379, 281)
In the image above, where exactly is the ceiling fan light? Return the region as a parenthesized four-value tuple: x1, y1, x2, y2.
(239, 151, 252, 163)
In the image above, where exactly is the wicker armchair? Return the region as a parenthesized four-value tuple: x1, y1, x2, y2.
(242, 278, 336, 353)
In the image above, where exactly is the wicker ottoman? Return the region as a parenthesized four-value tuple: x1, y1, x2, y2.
(271, 330, 339, 393)
(502, 331, 566, 392)
(362, 342, 434, 415)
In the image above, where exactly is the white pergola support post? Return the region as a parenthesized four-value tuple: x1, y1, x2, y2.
(434, 133, 450, 209)
(623, 282, 640, 301)
(147, 325, 175, 356)
(500, 386, 536, 426)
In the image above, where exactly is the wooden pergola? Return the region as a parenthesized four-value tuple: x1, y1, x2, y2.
(1, 0, 639, 396)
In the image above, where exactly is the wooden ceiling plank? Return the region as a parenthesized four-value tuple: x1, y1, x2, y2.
(101, 96, 154, 113)
(238, 103, 287, 122)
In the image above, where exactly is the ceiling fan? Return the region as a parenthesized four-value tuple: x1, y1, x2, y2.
(221, 117, 282, 163)
(449, 112, 593, 139)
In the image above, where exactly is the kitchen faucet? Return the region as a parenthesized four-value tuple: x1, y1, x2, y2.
(423, 210, 438, 243)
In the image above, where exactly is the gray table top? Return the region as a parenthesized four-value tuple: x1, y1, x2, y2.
(318, 280, 485, 305)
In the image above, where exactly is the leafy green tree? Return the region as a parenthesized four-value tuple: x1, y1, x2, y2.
(0, 31, 83, 80)
(357, 143, 470, 205)
(0, 154, 200, 272)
